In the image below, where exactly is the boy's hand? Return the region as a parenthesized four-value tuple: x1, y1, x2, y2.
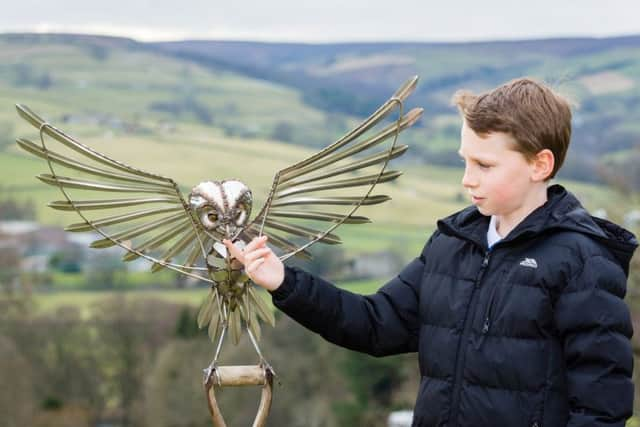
(223, 236, 284, 291)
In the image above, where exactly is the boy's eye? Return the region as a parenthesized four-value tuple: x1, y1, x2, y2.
(478, 162, 491, 169)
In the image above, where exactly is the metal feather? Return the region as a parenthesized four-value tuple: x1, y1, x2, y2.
(248, 287, 275, 327)
(229, 308, 242, 345)
(89, 212, 187, 248)
(37, 173, 176, 195)
(65, 206, 183, 232)
(122, 221, 193, 262)
(16, 104, 174, 183)
(267, 209, 370, 224)
(277, 76, 418, 174)
(207, 310, 221, 342)
(269, 194, 391, 208)
(277, 144, 408, 191)
(17, 138, 174, 188)
(275, 170, 402, 199)
(279, 108, 421, 183)
(148, 229, 199, 270)
(49, 197, 181, 211)
(198, 292, 216, 328)
(261, 218, 342, 244)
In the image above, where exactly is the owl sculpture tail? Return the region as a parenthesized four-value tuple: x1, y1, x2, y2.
(197, 270, 275, 343)
(197, 247, 276, 362)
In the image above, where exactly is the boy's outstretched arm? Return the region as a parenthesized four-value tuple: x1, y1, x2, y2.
(224, 236, 426, 356)
(555, 254, 634, 427)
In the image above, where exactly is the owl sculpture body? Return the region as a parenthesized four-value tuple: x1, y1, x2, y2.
(189, 180, 258, 341)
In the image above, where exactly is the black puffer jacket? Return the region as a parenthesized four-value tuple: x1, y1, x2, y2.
(271, 185, 637, 427)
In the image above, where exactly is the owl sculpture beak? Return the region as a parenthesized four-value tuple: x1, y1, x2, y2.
(223, 222, 236, 239)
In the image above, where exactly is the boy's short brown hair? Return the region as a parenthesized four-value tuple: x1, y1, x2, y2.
(453, 78, 572, 179)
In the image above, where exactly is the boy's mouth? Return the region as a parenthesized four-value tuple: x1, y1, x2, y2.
(471, 195, 485, 203)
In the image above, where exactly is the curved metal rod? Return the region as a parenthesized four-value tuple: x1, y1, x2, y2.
(204, 365, 274, 427)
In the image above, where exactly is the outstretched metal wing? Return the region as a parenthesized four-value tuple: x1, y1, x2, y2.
(242, 76, 423, 261)
(15, 105, 215, 282)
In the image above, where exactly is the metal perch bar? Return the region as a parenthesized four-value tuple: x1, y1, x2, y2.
(204, 365, 274, 427)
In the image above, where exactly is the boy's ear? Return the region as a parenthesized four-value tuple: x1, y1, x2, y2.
(531, 149, 555, 182)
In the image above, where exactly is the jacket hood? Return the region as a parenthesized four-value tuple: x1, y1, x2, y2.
(438, 184, 638, 275)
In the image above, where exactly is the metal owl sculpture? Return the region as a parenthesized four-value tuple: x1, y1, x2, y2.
(16, 76, 422, 426)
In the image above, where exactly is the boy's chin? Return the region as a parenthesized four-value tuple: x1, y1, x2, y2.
(475, 205, 493, 217)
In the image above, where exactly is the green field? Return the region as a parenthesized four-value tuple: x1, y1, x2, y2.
(31, 278, 381, 314)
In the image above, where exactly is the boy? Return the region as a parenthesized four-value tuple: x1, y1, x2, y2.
(224, 78, 637, 426)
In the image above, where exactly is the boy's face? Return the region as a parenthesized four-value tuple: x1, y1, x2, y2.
(458, 122, 542, 219)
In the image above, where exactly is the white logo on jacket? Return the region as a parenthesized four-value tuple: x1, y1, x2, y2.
(519, 258, 538, 268)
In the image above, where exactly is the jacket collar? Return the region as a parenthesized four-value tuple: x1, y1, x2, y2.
(437, 184, 638, 274)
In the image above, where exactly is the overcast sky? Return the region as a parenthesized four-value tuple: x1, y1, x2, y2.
(2, 0, 638, 43)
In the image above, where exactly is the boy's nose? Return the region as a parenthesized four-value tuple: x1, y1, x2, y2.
(461, 167, 477, 188)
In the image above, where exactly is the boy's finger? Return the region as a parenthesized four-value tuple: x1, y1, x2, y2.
(246, 257, 265, 275)
(244, 235, 268, 253)
(223, 239, 244, 261)
(244, 247, 272, 264)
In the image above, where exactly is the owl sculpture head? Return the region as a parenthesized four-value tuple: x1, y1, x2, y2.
(189, 180, 253, 239)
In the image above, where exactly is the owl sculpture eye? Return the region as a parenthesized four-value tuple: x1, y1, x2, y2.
(234, 207, 246, 226)
(201, 207, 219, 230)
(234, 192, 252, 226)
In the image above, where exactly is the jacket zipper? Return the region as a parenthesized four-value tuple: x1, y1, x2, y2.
(481, 283, 499, 334)
(450, 251, 491, 426)
(473, 281, 499, 350)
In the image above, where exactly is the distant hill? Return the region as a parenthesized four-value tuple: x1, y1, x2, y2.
(153, 36, 640, 115)
(154, 36, 640, 186)
(3, 33, 640, 191)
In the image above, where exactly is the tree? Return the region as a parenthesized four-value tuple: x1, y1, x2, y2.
(175, 305, 199, 338)
(0, 307, 105, 426)
(292, 244, 347, 281)
(143, 339, 213, 427)
(0, 335, 36, 427)
(48, 246, 84, 273)
(0, 242, 21, 297)
(92, 297, 183, 426)
(335, 352, 411, 426)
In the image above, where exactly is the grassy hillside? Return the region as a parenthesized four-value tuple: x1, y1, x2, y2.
(0, 34, 355, 153)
